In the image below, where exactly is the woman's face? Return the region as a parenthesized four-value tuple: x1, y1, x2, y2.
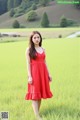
(32, 33, 41, 45)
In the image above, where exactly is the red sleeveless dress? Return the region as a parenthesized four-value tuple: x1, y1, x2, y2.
(25, 51, 53, 100)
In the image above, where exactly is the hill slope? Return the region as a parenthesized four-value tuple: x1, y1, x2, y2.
(0, 1, 80, 28)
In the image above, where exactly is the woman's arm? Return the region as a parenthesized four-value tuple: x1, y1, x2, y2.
(45, 59, 52, 82)
(25, 48, 33, 84)
(43, 49, 52, 82)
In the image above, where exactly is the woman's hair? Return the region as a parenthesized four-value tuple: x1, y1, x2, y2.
(29, 31, 42, 59)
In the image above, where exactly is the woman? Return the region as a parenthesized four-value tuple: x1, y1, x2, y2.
(25, 31, 53, 120)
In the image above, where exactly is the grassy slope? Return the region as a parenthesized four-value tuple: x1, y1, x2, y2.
(0, 37, 80, 120)
(0, 1, 80, 28)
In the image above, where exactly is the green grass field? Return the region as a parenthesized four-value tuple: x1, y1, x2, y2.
(0, 36, 80, 120)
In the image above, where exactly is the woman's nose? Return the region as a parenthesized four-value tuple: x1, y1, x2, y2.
(36, 38, 39, 40)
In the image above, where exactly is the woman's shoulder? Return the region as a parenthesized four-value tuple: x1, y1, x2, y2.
(41, 47, 45, 52)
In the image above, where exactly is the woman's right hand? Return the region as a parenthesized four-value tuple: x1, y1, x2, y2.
(28, 76, 33, 84)
(48, 75, 52, 82)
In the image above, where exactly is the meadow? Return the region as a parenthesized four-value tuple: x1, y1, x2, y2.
(0, 31, 80, 120)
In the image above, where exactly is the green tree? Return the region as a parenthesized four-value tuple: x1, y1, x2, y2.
(20, 0, 31, 10)
(41, 12, 49, 27)
(31, 3, 37, 10)
(39, 0, 49, 6)
(12, 20, 20, 28)
(7, 0, 22, 11)
(74, 0, 80, 9)
(10, 8, 15, 17)
(0, 0, 8, 15)
(34, 0, 39, 4)
(7, 0, 14, 10)
(27, 10, 38, 21)
(60, 16, 68, 27)
(14, 0, 22, 8)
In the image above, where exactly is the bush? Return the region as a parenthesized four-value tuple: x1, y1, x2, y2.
(12, 20, 20, 28)
(58, 34, 62, 38)
(10, 8, 15, 17)
(17, 8, 25, 13)
(27, 10, 38, 21)
(31, 3, 37, 10)
(77, 35, 80, 37)
(40, 0, 49, 7)
(67, 19, 76, 26)
(74, 0, 80, 9)
(20, 0, 33, 11)
(14, 12, 24, 17)
(13, 8, 24, 17)
(60, 16, 68, 27)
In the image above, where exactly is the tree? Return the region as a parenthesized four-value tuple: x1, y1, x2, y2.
(0, 0, 8, 15)
(34, 0, 39, 4)
(7, 0, 22, 11)
(41, 12, 49, 27)
(31, 3, 37, 10)
(60, 16, 68, 27)
(27, 10, 38, 21)
(7, 0, 14, 10)
(20, 0, 30, 10)
(14, 0, 22, 8)
(10, 8, 15, 17)
(74, 0, 80, 9)
(12, 20, 20, 28)
(39, 0, 49, 6)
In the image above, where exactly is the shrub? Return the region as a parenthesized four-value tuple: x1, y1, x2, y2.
(67, 19, 76, 26)
(58, 34, 62, 38)
(17, 8, 25, 13)
(40, 0, 49, 7)
(27, 10, 38, 21)
(13, 8, 24, 17)
(31, 3, 37, 10)
(12, 20, 20, 28)
(77, 35, 80, 37)
(74, 0, 80, 9)
(10, 8, 15, 17)
(14, 12, 24, 17)
(60, 16, 68, 27)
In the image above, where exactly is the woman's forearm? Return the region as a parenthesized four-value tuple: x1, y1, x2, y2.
(27, 62, 32, 77)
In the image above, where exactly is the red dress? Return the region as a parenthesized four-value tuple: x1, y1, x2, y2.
(25, 51, 53, 100)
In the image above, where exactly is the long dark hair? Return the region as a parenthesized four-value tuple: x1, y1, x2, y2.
(29, 31, 42, 59)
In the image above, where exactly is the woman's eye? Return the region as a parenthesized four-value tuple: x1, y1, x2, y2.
(33, 36, 39, 39)
(34, 37, 36, 39)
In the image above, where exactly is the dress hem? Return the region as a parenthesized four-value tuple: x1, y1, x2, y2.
(25, 93, 53, 100)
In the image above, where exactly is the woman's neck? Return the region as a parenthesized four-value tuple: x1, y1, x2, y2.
(34, 45, 40, 48)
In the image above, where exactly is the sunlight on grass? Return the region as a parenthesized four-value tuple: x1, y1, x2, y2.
(0, 36, 80, 120)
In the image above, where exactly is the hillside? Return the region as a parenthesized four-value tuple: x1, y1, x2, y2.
(0, 1, 80, 28)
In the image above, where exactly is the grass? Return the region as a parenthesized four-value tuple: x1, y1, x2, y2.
(0, 37, 27, 43)
(0, 35, 80, 120)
